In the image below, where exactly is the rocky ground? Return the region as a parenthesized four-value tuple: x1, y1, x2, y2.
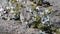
(0, 19, 39, 34)
(0, 0, 60, 34)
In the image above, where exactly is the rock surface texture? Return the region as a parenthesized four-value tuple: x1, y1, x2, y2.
(0, 0, 60, 34)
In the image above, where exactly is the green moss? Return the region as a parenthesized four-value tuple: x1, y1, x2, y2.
(31, 6, 36, 11)
(31, 24, 35, 28)
(47, 7, 53, 11)
(25, 4, 30, 6)
(14, 11, 19, 15)
(30, 0, 34, 2)
(10, 0, 17, 4)
(51, 26, 56, 31)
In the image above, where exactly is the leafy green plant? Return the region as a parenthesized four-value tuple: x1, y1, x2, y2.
(37, 24, 45, 29)
(30, 15, 41, 28)
(35, 15, 41, 22)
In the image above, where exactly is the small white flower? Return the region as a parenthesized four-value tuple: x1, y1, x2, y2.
(10, 10, 14, 13)
(3, 11, 6, 13)
(42, 22, 45, 24)
(23, 1, 26, 4)
(11, 6, 14, 9)
(0, 8, 4, 11)
(6, 7, 10, 9)
(25, 22, 28, 24)
(45, 9, 49, 14)
(45, 9, 51, 14)
(36, 6, 39, 10)
(29, 9, 32, 12)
